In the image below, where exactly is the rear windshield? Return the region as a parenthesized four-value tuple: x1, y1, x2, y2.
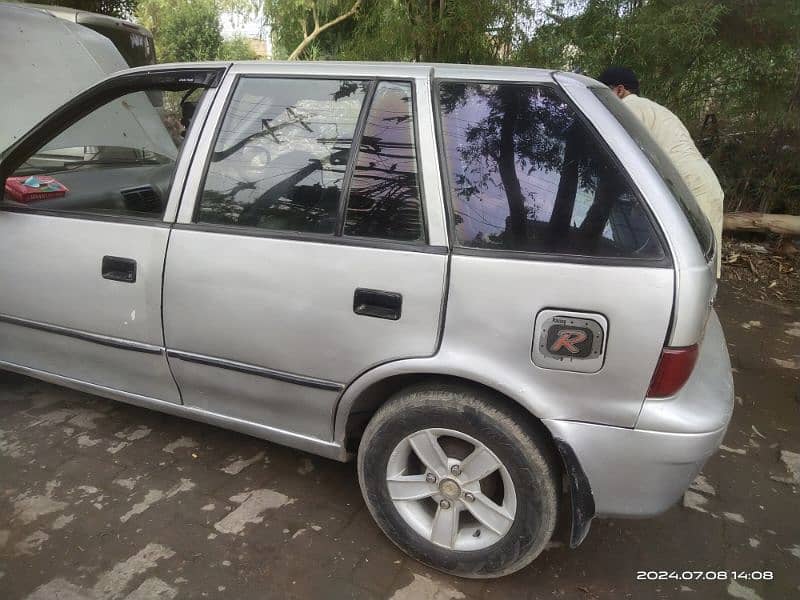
(592, 87, 714, 259)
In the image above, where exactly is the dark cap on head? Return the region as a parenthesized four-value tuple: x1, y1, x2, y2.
(598, 66, 639, 94)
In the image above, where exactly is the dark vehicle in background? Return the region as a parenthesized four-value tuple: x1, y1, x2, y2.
(21, 3, 156, 67)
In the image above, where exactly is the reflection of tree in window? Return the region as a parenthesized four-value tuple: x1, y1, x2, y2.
(198, 79, 368, 234)
(438, 83, 661, 258)
(344, 82, 422, 242)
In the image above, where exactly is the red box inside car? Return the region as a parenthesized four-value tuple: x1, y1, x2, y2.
(4, 176, 69, 203)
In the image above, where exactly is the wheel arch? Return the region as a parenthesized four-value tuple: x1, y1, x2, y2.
(334, 362, 596, 547)
(335, 359, 552, 450)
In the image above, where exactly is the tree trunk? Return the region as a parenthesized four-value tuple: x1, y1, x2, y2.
(547, 125, 581, 243)
(723, 212, 800, 236)
(497, 92, 528, 246)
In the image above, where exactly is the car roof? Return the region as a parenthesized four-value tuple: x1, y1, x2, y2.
(126, 60, 563, 84)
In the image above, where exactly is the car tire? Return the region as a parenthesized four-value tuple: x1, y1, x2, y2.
(357, 381, 560, 579)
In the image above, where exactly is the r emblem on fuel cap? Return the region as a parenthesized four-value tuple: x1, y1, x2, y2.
(532, 310, 607, 373)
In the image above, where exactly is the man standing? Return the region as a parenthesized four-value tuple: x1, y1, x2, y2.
(598, 66, 724, 276)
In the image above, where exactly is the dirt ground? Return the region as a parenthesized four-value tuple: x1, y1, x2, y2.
(1, 281, 799, 600)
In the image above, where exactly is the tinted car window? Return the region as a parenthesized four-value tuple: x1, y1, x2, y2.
(197, 78, 368, 234)
(592, 86, 713, 259)
(438, 82, 664, 260)
(344, 81, 422, 241)
(3, 87, 203, 219)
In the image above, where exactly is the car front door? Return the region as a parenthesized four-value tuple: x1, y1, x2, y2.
(162, 66, 448, 442)
(0, 67, 225, 404)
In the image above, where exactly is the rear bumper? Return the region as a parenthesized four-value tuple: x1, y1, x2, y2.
(544, 309, 733, 518)
(546, 420, 727, 517)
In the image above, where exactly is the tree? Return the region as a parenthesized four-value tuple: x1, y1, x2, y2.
(266, 0, 536, 63)
(138, 0, 260, 62)
(518, 0, 800, 216)
(345, 0, 535, 63)
(219, 36, 259, 60)
(158, 0, 223, 62)
(264, 0, 363, 60)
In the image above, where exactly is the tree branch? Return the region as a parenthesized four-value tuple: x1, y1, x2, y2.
(724, 212, 800, 236)
(288, 0, 362, 60)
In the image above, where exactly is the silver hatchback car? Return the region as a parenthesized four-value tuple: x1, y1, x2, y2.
(0, 62, 733, 578)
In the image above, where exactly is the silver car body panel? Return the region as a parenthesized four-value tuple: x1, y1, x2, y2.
(425, 256, 671, 428)
(0, 214, 180, 402)
(0, 61, 733, 525)
(544, 310, 733, 516)
(162, 232, 447, 439)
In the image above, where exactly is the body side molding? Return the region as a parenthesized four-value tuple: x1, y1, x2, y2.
(167, 349, 345, 392)
(0, 313, 163, 355)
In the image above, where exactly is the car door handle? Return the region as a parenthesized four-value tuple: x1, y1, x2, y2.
(353, 288, 402, 321)
(102, 255, 137, 283)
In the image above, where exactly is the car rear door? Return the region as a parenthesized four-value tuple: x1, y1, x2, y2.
(162, 64, 448, 442)
(0, 67, 225, 404)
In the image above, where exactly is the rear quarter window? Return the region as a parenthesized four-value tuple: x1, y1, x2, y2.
(437, 81, 665, 261)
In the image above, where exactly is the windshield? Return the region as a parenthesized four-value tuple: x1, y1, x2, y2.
(592, 87, 714, 259)
(15, 90, 179, 177)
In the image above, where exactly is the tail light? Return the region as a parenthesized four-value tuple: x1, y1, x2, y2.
(647, 345, 699, 398)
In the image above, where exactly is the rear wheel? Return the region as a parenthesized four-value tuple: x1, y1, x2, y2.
(357, 382, 559, 578)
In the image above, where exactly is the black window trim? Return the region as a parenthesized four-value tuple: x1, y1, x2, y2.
(336, 80, 378, 235)
(0, 67, 226, 226)
(189, 73, 431, 252)
(340, 79, 428, 244)
(172, 222, 447, 254)
(431, 78, 673, 269)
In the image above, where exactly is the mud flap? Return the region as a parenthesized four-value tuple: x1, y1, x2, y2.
(555, 438, 596, 548)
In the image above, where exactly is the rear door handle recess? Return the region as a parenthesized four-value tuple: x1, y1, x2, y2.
(102, 256, 137, 283)
(353, 288, 402, 320)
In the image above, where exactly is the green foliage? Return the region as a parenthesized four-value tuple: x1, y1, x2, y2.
(263, 0, 362, 59)
(518, 0, 800, 214)
(219, 36, 259, 60)
(138, 0, 260, 62)
(266, 0, 535, 63)
(32, 0, 138, 19)
(137, 0, 222, 62)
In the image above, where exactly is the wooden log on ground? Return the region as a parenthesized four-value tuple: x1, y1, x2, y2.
(724, 212, 800, 235)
